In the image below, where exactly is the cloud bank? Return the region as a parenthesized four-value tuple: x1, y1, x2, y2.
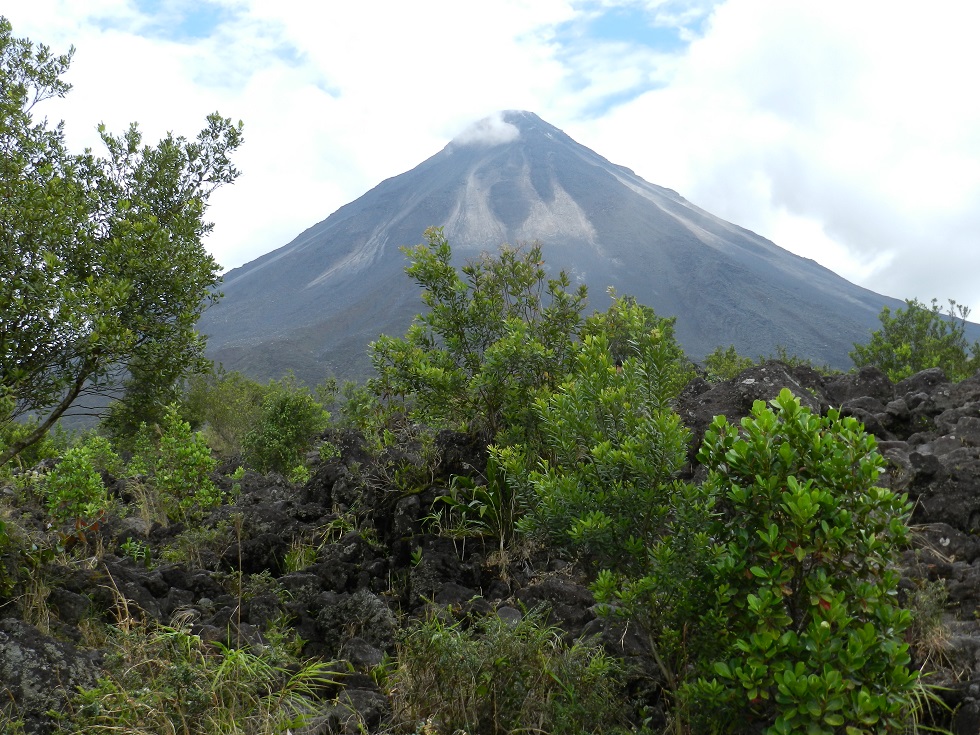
(4, 0, 980, 315)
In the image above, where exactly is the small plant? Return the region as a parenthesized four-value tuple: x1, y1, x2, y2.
(120, 537, 152, 567)
(226, 465, 246, 500)
(390, 608, 627, 734)
(160, 520, 235, 569)
(907, 580, 954, 673)
(703, 344, 755, 381)
(284, 534, 319, 572)
(434, 447, 524, 558)
(240, 569, 284, 602)
(0, 704, 26, 735)
(764, 344, 838, 375)
(318, 440, 341, 462)
(0, 518, 16, 597)
(287, 463, 311, 485)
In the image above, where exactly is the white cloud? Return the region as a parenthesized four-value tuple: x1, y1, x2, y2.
(451, 112, 521, 146)
(574, 0, 980, 311)
(4, 0, 980, 314)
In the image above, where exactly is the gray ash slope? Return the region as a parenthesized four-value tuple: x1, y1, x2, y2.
(201, 110, 914, 384)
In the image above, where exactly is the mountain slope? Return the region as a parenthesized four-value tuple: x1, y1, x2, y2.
(200, 111, 909, 384)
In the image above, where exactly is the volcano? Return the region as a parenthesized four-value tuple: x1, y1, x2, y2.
(199, 110, 907, 384)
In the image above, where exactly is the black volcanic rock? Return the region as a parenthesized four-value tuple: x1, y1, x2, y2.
(200, 110, 917, 383)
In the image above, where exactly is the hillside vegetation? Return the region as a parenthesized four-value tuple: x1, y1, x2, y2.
(5, 17, 980, 735)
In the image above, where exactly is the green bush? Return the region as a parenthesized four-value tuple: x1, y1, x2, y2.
(684, 389, 916, 734)
(850, 297, 979, 382)
(703, 344, 755, 381)
(44, 435, 121, 524)
(581, 291, 693, 395)
(0, 391, 65, 472)
(510, 300, 709, 725)
(390, 609, 626, 735)
(131, 405, 220, 522)
(181, 367, 270, 457)
(0, 519, 17, 598)
(516, 298, 691, 572)
(241, 375, 329, 475)
(370, 227, 587, 444)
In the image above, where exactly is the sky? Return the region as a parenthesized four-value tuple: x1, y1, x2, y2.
(5, 0, 980, 314)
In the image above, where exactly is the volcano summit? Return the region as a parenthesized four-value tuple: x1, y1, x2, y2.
(199, 111, 904, 383)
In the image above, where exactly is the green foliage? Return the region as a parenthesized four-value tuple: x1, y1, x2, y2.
(370, 226, 587, 443)
(516, 303, 690, 572)
(0, 518, 16, 598)
(64, 618, 340, 734)
(131, 405, 220, 523)
(581, 290, 694, 394)
(851, 298, 980, 382)
(159, 520, 234, 569)
(241, 375, 329, 474)
(684, 389, 916, 734)
(119, 537, 152, 567)
(44, 435, 121, 524)
(100, 354, 206, 449)
(390, 609, 626, 735)
(0, 18, 242, 468)
(704, 344, 756, 381)
(182, 367, 270, 457)
(433, 446, 524, 557)
(0, 403, 66, 473)
(503, 301, 705, 724)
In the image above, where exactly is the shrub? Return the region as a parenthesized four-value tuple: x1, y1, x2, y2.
(703, 344, 755, 381)
(581, 291, 693, 396)
(510, 302, 708, 725)
(516, 299, 691, 573)
(44, 435, 121, 524)
(684, 388, 916, 734)
(390, 609, 626, 735)
(131, 404, 220, 523)
(182, 367, 270, 457)
(851, 297, 980, 382)
(370, 227, 587, 444)
(0, 391, 66, 473)
(241, 375, 329, 474)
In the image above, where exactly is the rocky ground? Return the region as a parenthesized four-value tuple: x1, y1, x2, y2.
(4, 363, 980, 733)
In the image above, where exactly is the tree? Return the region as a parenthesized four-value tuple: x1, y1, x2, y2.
(850, 298, 980, 382)
(518, 298, 692, 569)
(370, 227, 587, 444)
(0, 18, 242, 466)
(181, 367, 271, 457)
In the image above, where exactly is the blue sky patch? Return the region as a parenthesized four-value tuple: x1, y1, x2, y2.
(587, 6, 688, 52)
(112, 0, 231, 42)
